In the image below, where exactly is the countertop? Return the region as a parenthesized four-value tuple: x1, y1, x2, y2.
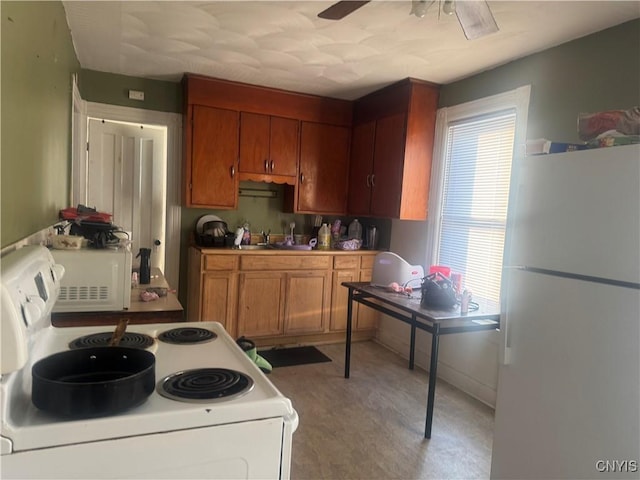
(129, 267, 183, 313)
(193, 245, 382, 255)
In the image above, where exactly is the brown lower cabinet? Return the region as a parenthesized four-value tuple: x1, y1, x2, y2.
(187, 248, 239, 334)
(330, 255, 378, 331)
(188, 247, 379, 346)
(238, 272, 286, 337)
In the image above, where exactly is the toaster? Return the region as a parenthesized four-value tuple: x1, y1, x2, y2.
(371, 252, 424, 289)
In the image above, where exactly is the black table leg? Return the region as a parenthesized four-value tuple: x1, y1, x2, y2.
(425, 323, 441, 439)
(344, 287, 354, 379)
(409, 318, 416, 370)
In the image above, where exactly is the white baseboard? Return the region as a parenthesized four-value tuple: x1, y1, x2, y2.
(377, 319, 497, 408)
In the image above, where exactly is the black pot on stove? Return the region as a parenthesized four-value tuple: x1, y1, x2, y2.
(31, 347, 156, 418)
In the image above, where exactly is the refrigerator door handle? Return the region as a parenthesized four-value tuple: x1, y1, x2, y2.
(501, 309, 512, 365)
(500, 270, 515, 365)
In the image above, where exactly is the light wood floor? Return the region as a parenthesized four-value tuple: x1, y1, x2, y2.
(268, 341, 494, 480)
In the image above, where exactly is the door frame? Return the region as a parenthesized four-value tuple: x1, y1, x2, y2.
(71, 92, 182, 290)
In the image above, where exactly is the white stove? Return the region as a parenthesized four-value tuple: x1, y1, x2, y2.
(1, 246, 298, 479)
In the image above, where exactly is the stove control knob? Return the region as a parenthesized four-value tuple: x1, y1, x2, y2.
(23, 296, 46, 326)
(51, 264, 65, 282)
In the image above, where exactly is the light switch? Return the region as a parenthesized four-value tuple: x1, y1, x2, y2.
(128, 90, 145, 101)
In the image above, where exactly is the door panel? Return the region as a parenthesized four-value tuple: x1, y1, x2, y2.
(298, 122, 350, 214)
(191, 106, 239, 208)
(507, 145, 640, 283)
(239, 112, 270, 174)
(285, 271, 329, 334)
(370, 113, 406, 217)
(87, 119, 166, 269)
(202, 273, 237, 336)
(492, 269, 640, 478)
(269, 116, 298, 177)
(237, 273, 285, 337)
(347, 121, 376, 215)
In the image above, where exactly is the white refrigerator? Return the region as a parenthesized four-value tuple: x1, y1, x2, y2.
(491, 144, 640, 479)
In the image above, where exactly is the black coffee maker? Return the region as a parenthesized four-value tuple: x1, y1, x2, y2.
(137, 248, 152, 284)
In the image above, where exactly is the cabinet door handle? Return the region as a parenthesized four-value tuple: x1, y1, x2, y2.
(300, 172, 305, 184)
(366, 174, 371, 188)
(230, 166, 236, 178)
(264, 160, 269, 172)
(370, 174, 376, 187)
(270, 160, 275, 172)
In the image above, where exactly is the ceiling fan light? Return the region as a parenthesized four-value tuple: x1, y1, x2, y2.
(455, 0, 499, 40)
(410, 0, 432, 18)
(443, 0, 456, 15)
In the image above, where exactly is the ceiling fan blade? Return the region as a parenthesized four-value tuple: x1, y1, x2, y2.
(455, 0, 499, 40)
(318, 1, 371, 20)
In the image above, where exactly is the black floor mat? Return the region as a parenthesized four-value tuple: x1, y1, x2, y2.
(259, 346, 332, 368)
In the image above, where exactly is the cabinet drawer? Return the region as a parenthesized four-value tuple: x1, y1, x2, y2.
(360, 255, 375, 269)
(240, 255, 331, 271)
(333, 256, 359, 270)
(204, 255, 238, 271)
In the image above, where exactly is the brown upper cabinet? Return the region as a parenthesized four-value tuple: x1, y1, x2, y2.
(186, 105, 239, 209)
(347, 78, 439, 220)
(239, 113, 299, 184)
(294, 122, 351, 215)
(183, 74, 352, 211)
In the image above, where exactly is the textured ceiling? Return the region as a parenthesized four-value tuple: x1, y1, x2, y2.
(62, 1, 640, 100)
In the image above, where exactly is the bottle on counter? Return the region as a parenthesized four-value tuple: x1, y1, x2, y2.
(331, 219, 342, 243)
(348, 219, 362, 241)
(461, 289, 471, 314)
(242, 222, 251, 245)
(137, 248, 152, 284)
(318, 223, 331, 250)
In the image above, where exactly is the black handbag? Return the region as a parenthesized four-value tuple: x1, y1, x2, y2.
(420, 272, 458, 309)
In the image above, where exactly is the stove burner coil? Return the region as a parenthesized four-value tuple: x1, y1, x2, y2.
(158, 327, 217, 344)
(69, 332, 155, 350)
(158, 368, 253, 403)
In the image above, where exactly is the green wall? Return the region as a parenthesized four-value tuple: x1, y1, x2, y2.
(439, 19, 640, 143)
(78, 69, 182, 113)
(1, 1, 79, 247)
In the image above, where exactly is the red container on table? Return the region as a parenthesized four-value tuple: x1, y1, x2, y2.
(429, 265, 451, 277)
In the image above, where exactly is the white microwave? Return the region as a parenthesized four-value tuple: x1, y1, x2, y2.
(50, 248, 132, 312)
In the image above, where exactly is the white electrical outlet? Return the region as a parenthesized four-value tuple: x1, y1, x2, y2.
(128, 90, 145, 101)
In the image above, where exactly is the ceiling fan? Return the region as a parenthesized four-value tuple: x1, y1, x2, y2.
(317, 0, 499, 40)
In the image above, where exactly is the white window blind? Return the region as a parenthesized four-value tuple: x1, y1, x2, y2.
(436, 110, 516, 304)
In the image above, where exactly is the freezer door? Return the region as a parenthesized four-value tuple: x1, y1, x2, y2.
(507, 144, 640, 284)
(491, 269, 640, 479)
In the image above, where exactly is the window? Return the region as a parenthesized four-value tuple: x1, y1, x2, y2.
(426, 86, 530, 304)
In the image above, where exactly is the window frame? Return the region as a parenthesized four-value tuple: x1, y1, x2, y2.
(425, 85, 531, 302)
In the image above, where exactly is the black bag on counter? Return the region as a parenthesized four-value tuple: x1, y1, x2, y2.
(420, 272, 458, 309)
(69, 221, 120, 249)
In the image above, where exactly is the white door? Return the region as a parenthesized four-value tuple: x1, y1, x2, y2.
(86, 118, 167, 271)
